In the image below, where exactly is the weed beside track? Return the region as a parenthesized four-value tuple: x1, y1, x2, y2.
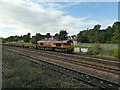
(2, 48, 93, 88)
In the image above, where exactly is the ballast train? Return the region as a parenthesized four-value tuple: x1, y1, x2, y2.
(4, 40, 74, 53)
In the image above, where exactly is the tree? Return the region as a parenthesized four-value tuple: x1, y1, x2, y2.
(4, 36, 19, 42)
(46, 33, 51, 39)
(77, 30, 89, 43)
(97, 30, 106, 43)
(54, 33, 59, 40)
(31, 33, 42, 44)
(77, 24, 106, 43)
(23, 33, 31, 42)
(105, 26, 114, 43)
(110, 21, 120, 44)
(92, 24, 101, 43)
(79, 35, 89, 43)
(58, 30, 68, 40)
(93, 24, 101, 30)
(88, 29, 98, 43)
(1, 38, 6, 43)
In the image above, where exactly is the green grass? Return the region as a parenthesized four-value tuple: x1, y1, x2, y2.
(96, 54, 118, 60)
(74, 44, 118, 60)
(74, 50, 118, 60)
(2, 49, 91, 88)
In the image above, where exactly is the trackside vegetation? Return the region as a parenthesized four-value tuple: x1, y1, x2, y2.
(2, 49, 92, 88)
(76, 45, 118, 59)
(77, 21, 120, 44)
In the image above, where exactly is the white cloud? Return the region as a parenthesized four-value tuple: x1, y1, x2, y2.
(0, 0, 116, 38)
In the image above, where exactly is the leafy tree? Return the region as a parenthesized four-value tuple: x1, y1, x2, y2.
(54, 33, 59, 40)
(77, 24, 101, 43)
(97, 30, 106, 43)
(88, 29, 98, 43)
(76, 22, 120, 44)
(111, 36, 117, 43)
(93, 24, 101, 30)
(58, 30, 68, 40)
(92, 24, 101, 43)
(31, 33, 42, 44)
(4, 36, 19, 42)
(79, 35, 89, 43)
(22, 33, 31, 42)
(77, 30, 89, 43)
(1, 38, 5, 43)
(112, 21, 120, 58)
(105, 26, 114, 43)
(46, 33, 51, 39)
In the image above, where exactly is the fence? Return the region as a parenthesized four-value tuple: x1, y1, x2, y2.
(75, 43, 118, 49)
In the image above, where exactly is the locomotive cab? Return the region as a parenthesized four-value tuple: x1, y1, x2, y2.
(66, 40, 73, 45)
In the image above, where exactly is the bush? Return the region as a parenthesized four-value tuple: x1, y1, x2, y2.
(94, 45, 102, 50)
(113, 49, 119, 58)
(86, 45, 102, 55)
(86, 50, 99, 55)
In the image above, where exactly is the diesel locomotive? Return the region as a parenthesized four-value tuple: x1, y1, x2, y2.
(3, 40, 74, 53)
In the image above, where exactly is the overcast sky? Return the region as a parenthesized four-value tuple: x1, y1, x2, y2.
(0, 0, 118, 38)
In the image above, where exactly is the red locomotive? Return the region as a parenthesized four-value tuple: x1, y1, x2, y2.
(37, 40, 74, 53)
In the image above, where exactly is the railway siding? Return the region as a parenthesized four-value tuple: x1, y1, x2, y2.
(4, 46, 120, 90)
(3, 49, 92, 88)
(4, 46, 120, 82)
(6, 46, 119, 73)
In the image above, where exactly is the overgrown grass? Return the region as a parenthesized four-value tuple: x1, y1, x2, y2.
(2, 49, 91, 88)
(89, 45, 118, 60)
(74, 44, 118, 60)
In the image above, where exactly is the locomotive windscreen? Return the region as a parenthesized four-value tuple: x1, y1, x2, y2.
(67, 40, 73, 45)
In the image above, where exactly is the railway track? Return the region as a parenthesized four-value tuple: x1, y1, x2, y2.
(2, 66, 9, 79)
(5, 46, 120, 75)
(3, 47, 120, 90)
(37, 49, 120, 67)
(7, 46, 119, 67)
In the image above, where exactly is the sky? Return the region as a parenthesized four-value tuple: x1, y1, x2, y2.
(0, 0, 118, 38)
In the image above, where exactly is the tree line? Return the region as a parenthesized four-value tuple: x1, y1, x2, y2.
(2, 30, 68, 44)
(2, 21, 120, 44)
(77, 21, 120, 44)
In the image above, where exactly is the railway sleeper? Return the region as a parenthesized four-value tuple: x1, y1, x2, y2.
(6, 48, 120, 89)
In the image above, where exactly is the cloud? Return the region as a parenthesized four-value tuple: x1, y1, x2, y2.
(53, 2, 81, 9)
(0, 0, 116, 38)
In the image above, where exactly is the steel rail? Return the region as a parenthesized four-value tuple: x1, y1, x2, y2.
(5, 46, 120, 75)
(6, 46, 119, 66)
(5, 48, 120, 90)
